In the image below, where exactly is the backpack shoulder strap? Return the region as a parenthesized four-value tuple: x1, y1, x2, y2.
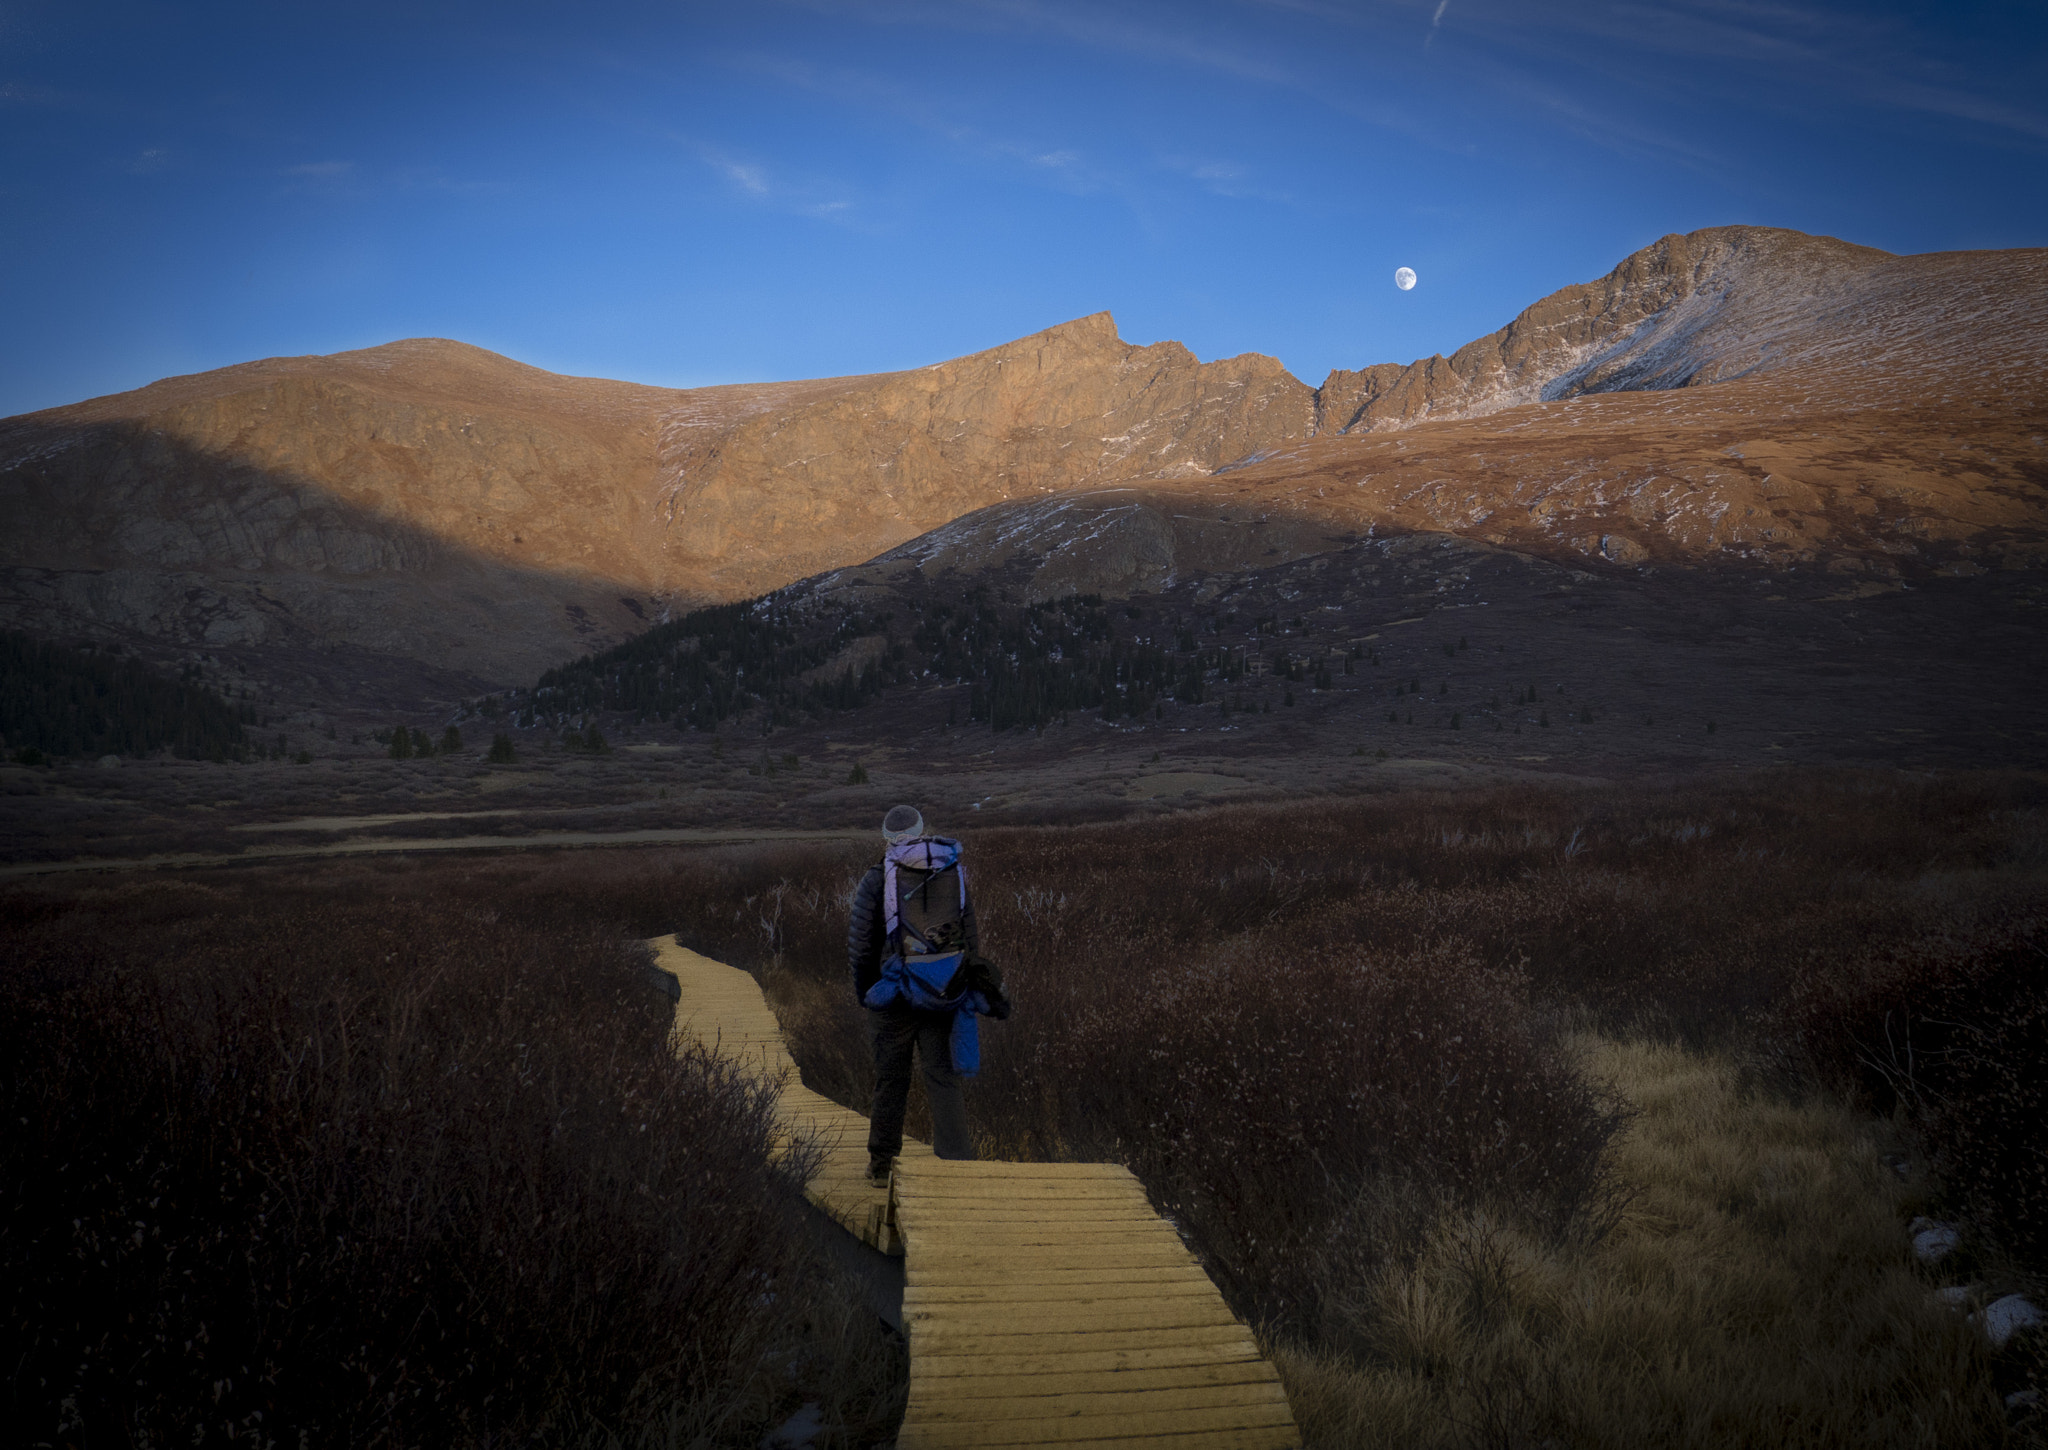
(882, 854, 901, 948)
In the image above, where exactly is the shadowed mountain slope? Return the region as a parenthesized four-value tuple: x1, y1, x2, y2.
(0, 320, 1309, 701)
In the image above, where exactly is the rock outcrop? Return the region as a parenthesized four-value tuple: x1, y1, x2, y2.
(1312, 228, 1900, 433)
(656, 312, 1315, 596)
(1207, 234, 2048, 575)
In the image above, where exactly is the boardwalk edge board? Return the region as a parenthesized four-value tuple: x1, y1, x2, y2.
(648, 938, 1301, 1450)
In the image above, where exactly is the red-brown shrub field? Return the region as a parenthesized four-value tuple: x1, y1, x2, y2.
(0, 877, 871, 1447)
(4, 769, 2043, 1443)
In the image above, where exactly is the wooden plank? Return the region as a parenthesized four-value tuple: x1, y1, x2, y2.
(902, 1378, 1291, 1425)
(907, 1265, 1213, 1291)
(908, 1246, 1201, 1272)
(893, 1327, 1262, 1371)
(895, 1181, 1150, 1201)
(898, 1189, 1156, 1209)
(901, 1214, 1181, 1234)
(912, 1342, 1265, 1381)
(650, 938, 1297, 1450)
(911, 1359, 1279, 1400)
(905, 1228, 1196, 1253)
(900, 1228, 1189, 1252)
(903, 1161, 1139, 1181)
(908, 1250, 1201, 1274)
(895, 1399, 1298, 1447)
(896, 1197, 1160, 1217)
(897, 1200, 1163, 1219)
(905, 1280, 1223, 1306)
(899, 1213, 1165, 1232)
(954, 1427, 1294, 1450)
(898, 1429, 1295, 1450)
(905, 1298, 1243, 1334)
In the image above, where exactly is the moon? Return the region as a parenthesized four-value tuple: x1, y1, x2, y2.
(1395, 266, 1417, 291)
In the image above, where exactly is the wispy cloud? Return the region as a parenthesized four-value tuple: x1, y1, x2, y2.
(1437, 0, 2048, 145)
(707, 155, 770, 195)
(686, 139, 863, 222)
(1161, 156, 1296, 203)
(285, 160, 355, 179)
(723, 51, 1121, 198)
(788, 0, 1294, 85)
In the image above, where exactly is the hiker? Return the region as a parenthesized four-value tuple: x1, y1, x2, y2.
(848, 804, 1006, 1184)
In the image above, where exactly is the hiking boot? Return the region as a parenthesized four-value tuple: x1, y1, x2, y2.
(865, 1154, 894, 1187)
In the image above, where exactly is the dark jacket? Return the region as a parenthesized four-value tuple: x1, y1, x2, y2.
(847, 855, 980, 1003)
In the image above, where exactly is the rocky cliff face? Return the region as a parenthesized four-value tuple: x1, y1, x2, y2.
(1313, 227, 1902, 433)
(654, 312, 1315, 596)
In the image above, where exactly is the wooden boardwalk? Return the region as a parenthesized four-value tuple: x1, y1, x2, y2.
(650, 939, 1299, 1450)
(656, 938, 928, 1255)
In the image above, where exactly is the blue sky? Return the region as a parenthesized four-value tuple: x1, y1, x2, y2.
(3, 0, 2044, 416)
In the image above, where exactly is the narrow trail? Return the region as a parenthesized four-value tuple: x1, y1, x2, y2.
(650, 938, 1300, 1449)
(0, 827, 871, 881)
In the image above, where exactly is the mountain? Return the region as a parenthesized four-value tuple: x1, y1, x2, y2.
(0, 319, 1309, 706)
(1316, 227, 1902, 431)
(2, 225, 2042, 713)
(840, 228, 2047, 601)
(656, 310, 1312, 597)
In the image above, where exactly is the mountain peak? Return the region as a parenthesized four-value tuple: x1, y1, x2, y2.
(1316, 224, 1917, 434)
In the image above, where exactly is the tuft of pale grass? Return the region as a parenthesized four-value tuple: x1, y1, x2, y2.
(1274, 1036, 2019, 1449)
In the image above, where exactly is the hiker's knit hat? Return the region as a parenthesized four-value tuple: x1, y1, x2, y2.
(882, 805, 924, 844)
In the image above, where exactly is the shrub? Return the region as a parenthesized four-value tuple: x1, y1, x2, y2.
(487, 732, 516, 763)
(1787, 913, 2048, 1262)
(637, 822, 1629, 1341)
(0, 882, 827, 1445)
(978, 937, 1619, 1337)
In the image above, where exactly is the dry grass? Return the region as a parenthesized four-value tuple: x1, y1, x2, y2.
(1274, 1036, 2018, 1449)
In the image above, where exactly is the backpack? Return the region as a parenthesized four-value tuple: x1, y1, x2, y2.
(862, 836, 1004, 1075)
(867, 836, 969, 1008)
(886, 836, 968, 953)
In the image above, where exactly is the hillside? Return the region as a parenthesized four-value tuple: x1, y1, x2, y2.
(2, 225, 2042, 717)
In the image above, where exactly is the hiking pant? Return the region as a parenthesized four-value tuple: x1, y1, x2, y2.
(867, 1005, 972, 1161)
